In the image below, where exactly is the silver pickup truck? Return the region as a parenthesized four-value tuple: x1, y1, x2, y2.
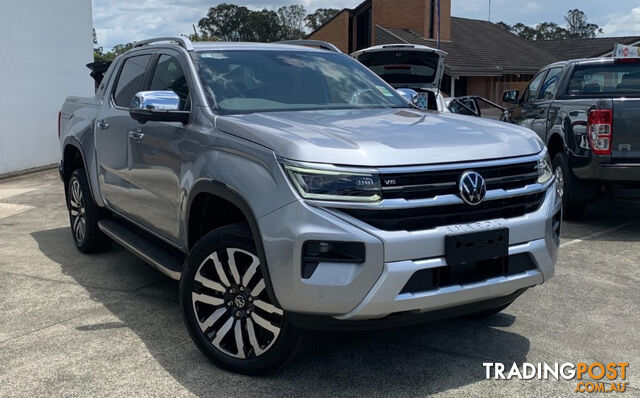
(59, 37, 560, 374)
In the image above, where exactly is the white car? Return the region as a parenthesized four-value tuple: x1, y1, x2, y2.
(351, 44, 448, 111)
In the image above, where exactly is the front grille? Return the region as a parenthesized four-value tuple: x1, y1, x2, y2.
(399, 253, 536, 295)
(342, 192, 544, 231)
(381, 161, 538, 200)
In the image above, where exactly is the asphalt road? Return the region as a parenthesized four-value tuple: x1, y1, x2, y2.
(0, 169, 638, 397)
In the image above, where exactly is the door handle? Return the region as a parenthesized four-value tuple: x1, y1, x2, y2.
(97, 120, 110, 130)
(128, 129, 144, 142)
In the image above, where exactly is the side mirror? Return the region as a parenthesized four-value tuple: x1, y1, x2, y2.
(502, 90, 520, 104)
(396, 88, 427, 110)
(129, 91, 189, 124)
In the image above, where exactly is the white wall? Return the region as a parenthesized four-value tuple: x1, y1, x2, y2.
(0, 0, 94, 175)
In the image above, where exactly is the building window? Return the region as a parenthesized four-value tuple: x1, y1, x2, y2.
(356, 8, 371, 50)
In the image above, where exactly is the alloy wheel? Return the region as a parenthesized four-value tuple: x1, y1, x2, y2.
(191, 248, 283, 359)
(554, 165, 564, 199)
(69, 178, 87, 243)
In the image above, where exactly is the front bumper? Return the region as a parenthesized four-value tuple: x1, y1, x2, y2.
(258, 183, 560, 322)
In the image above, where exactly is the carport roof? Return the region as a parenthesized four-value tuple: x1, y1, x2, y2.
(375, 17, 558, 77)
(532, 36, 640, 61)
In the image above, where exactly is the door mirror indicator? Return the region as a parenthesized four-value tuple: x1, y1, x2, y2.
(129, 91, 189, 124)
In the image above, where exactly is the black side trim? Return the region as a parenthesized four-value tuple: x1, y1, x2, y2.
(288, 288, 529, 331)
(186, 180, 281, 308)
(61, 137, 99, 207)
(98, 218, 184, 280)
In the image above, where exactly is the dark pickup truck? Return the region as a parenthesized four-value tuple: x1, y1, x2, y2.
(503, 56, 640, 218)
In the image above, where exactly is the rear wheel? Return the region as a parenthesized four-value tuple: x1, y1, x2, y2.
(180, 224, 301, 375)
(552, 152, 586, 219)
(67, 169, 111, 253)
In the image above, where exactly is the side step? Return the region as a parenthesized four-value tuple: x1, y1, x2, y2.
(98, 218, 184, 280)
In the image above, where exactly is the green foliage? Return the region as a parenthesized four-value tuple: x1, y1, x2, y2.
(305, 8, 340, 31)
(92, 3, 345, 62)
(564, 9, 602, 39)
(93, 42, 134, 62)
(496, 8, 602, 41)
(277, 5, 307, 40)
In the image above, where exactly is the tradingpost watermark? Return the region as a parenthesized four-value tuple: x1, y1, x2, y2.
(483, 362, 629, 393)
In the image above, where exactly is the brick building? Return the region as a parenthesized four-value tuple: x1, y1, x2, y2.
(308, 0, 557, 104)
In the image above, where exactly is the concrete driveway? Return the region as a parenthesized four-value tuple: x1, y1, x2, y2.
(0, 169, 638, 397)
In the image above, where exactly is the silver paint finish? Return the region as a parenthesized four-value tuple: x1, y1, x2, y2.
(60, 41, 558, 321)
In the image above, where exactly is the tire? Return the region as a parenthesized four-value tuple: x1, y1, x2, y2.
(180, 223, 301, 375)
(67, 168, 112, 253)
(465, 302, 513, 319)
(552, 152, 586, 220)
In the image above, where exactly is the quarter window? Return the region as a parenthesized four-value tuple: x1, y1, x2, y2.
(113, 55, 152, 108)
(150, 55, 191, 111)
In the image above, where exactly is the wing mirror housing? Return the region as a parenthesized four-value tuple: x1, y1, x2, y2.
(396, 88, 427, 110)
(502, 89, 520, 104)
(129, 91, 189, 124)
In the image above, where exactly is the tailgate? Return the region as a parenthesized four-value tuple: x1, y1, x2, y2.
(612, 98, 640, 163)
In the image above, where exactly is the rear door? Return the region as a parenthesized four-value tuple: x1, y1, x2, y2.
(353, 46, 446, 90)
(95, 53, 153, 214)
(127, 50, 192, 242)
(612, 98, 640, 162)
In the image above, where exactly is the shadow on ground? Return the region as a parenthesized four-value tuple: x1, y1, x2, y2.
(32, 227, 530, 396)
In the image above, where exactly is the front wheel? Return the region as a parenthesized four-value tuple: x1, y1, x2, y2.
(552, 153, 586, 220)
(180, 224, 301, 375)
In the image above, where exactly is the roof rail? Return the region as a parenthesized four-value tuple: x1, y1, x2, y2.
(277, 40, 341, 53)
(133, 36, 194, 51)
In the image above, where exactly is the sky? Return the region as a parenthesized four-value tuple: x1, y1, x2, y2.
(93, 0, 640, 50)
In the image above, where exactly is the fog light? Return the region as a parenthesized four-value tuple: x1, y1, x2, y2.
(301, 241, 365, 279)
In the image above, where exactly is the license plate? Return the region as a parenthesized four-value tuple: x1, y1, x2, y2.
(445, 228, 509, 267)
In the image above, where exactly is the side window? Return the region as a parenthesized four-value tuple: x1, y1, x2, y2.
(522, 71, 547, 102)
(539, 67, 564, 100)
(150, 55, 191, 111)
(113, 55, 152, 108)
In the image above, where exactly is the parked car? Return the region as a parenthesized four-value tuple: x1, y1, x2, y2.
(446, 96, 508, 120)
(351, 44, 448, 111)
(503, 56, 640, 218)
(59, 37, 560, 375)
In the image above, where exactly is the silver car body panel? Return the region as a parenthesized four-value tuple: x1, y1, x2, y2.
(60, 41, 559, 322)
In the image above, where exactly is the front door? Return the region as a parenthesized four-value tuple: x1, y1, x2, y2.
(128, 52, 192, 243)
(95, 53, 153, 215)
(509, 70, 548, 132)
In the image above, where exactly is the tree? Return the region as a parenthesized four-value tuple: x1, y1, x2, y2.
(495, 21, 512, 32)
(93, 42, 134, 62)
(494, 9, 601, 41)
(198, 3, 252, 41)
(534, 22, 568, 40)
(564, 9, 602, 38)
(305, 8, 340, 31)
(277, 5, 306, 40)
(510, 23, 537, 40)
(247, 9, 283, 42)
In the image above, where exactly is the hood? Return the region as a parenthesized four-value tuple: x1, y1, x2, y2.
(215, 108, 543, 167)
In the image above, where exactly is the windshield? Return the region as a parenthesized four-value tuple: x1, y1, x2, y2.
(193, 50, 408, 114)
(566, 63, 640, 96)
(356, 50, 440, 85)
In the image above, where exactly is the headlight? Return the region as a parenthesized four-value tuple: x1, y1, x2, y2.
(537, 153, 553, 184)
(284, 165, 382, 202)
